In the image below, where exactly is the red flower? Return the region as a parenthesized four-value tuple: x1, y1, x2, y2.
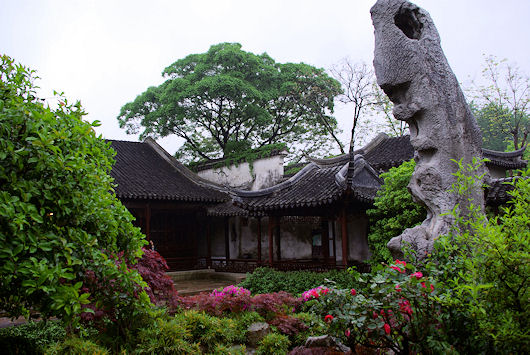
(395, 284, 401, 292)
(421, 281, 426, 288)
(430, 284, 435, 292)
(384, 323, 391, 335)
(350, 288, 357, 296)
(345, 329, 351, 337)
(410, 271, 423, 279)
(324, 314, 334, 323)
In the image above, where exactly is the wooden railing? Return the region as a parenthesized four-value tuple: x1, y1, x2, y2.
(179, 257, 371, 274)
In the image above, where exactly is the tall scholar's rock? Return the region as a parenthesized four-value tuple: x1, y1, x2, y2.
(370, 0, 485, 257)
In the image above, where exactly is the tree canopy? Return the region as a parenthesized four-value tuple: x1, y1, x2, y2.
(470, 55, 529, 152)
(118, 43, 343, 163)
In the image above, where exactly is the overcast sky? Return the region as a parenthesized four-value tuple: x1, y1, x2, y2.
(2, 0, 529, 154)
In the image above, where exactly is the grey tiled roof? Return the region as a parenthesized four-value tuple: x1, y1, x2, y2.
(207, 201, 249, 217)
(307, 134, 527, 174)
(483, 147, 527, 170)
(109, 139, 228, 202)
(234, 155, 382, 212)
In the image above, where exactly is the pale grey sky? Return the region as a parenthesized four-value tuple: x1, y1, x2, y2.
(2, 0, 529, 154)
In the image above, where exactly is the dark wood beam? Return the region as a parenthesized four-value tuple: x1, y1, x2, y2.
(341, 209, 348, 268)
(275, 216, 281, 261)
(257, 217, 262, 264)
(206, 223, 212, 268)
(268, 217, 273, 265)
(224, 217, 230, 261)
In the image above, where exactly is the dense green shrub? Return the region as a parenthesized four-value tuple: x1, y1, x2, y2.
(134, 317, 200, 355)
(366, 160, 426, 265)
(0, 320, 66, 354)
(0, 54, 150, 329)
(47, 336, 109, 355)
(174, 310, 240, 353)
(427, 162, 530, 353)
(256, 333, 290, 355)
(238, 267, 357, 295)
(299, 161, 529, 354)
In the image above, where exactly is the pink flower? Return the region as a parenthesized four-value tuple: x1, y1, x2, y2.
(410, 271, 423, 279)
(350, 288, 357, 296)
(395, 284, 401, 292)
(384, 323, 391, 335)
(324, 314, 334, 323)
(390, 266, 404, 273)
(345, 329, 351, 337)
(395, 259, 407, 267)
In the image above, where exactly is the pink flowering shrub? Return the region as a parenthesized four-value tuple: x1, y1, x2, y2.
(301, 286, 329, 301)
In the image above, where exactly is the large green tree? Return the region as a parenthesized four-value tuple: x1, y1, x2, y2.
(470, 55, 529, 152)
(0, 55, 150, 326)
(118, 43, 343, 163)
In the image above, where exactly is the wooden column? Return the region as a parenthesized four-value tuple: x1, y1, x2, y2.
(332, 218, 337, 263)
(224, 217, 230, 262)
(206, 223, 212, 268)
(257, 217, 262, 264)
(322, 218, 330, 265)
(341, 209, 348, 268)
(268, 216, 274, 265)
(145, 203, 151, 241)
(275, 216, 281, 261)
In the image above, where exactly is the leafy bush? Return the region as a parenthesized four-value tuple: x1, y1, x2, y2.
(134, 317, 200, 355)
(425, 162, 530, 353)
(132, 247, 177, 305)
(250, 292, 301, 320)
(256, 333, 290, 355)
(0, 320, 66, 354)
(47, 336, 109, 355)
(230, 311, 265, 344)
(238, 267, 357, 295)
(301, 260, 443, 354)
(173, 285, 252, 316)
(0, 54, 149, 328)
(174, 310, 240, 353)
(366, 160, 426, 265)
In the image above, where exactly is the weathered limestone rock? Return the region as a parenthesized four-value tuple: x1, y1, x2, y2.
(370, 0, 485, 257)
(247, 322, 270, 348)
(301, 335, 351, 353)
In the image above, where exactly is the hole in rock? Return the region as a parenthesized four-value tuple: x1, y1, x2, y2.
(394, 5, 423, 40)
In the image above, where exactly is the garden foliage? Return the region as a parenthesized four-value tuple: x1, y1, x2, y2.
(238, 267, 357, 295)
(366, 160, 426, 264)
(299, 161, 529, 354)
(0, 55, 150, 328)
(0, 320, 66, 354)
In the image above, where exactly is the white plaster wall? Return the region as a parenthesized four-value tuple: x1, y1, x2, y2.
(198, 162, 253, 189)
(251, 155, 286, 190)
(197, 153, 286, 191)
(278, 218, 315, 260)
